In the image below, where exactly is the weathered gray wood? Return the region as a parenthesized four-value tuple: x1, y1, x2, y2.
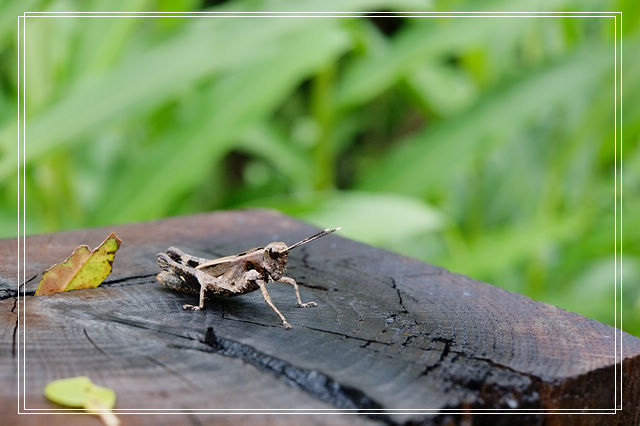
(1, 209, 639, 425)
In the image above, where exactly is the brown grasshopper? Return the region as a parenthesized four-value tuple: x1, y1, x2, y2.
(155, 228, 340, 329)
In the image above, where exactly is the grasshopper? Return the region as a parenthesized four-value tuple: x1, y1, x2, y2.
(155, 228, 340, 329)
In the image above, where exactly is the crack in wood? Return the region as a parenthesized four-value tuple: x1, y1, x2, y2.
(102, 273, 157, 286)
(83, 327, 110, 358)
(295, 281, 335, 292)
(107, 315, 195, 342)
(437, 357, 540, 413)
(1, 272, 154, 301)
(360, 341, 373, 349)
(8, 277, 36, 358)
(300, 324, 391, 346)
(396, 333, 547, 411)
(187, 413, 204, 426)
(298, 246, 318, 273)
(83, 315, 207, 392)
(219, 315, 281, 329)
(1, 288, 34, 300)
(0, 290, 15, 300)
(410, 338, 546, 414)
(298, 251, 412, 321)
(468, 355, 543, 383)
(11, 296, 17, 358)
(401, 334, 417, 347)
(201, 326, 395, 422)
(105, 312, 396, 421)
(389, 277, 409, 314)
(0, 274, 38, 301)
(221, 314, 391, 347)
(296, 247, 340, 292)
(143, 354, 204, 391)
(420, 339, 452, 377)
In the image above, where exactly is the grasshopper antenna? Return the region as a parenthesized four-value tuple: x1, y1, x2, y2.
(286, 227, 341, 251)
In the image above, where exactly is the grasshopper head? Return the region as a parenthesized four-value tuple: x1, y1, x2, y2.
(264, 242, 289, 280)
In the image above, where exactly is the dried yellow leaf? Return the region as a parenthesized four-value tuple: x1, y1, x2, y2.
(35, 232, 122, 296)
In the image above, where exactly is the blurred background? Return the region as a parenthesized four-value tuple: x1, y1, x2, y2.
(0, 0, 637, 336)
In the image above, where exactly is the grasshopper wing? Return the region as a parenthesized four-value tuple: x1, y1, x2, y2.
(196, 248, 263, 277)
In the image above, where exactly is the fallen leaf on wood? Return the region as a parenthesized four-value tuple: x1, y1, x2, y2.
(44, 376, 119, 426)
(34, 232, 122, 296)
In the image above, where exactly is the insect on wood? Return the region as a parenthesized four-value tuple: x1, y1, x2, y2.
(155, 228, 340, 329)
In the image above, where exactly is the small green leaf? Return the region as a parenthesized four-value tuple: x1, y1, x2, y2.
(34, 232, 122, 296)
(44, 376, 116, 409)
(44, 376, 119, 426)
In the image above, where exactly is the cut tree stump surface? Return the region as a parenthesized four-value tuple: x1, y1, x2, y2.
(1, 210, 638, 425)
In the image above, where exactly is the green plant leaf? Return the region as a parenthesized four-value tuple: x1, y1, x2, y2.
(0, 15, 304, 179)
(34, 232, 121, 296)
(438, 216, 586, 281)
(92, 19, 350, 224)
(403, 61, 477, 117)
(356, 45, 611, 196)
(335, 0, 569, 110)
(0, 0, 42, 44)
(239, 122, 313, 189)
(0, 0, 420, 180)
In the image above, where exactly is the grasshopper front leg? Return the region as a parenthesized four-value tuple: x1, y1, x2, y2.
(278, 276, 317, 308)
(244, 270, 291, 329)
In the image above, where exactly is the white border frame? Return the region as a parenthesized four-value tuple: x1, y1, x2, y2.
(16, 10, 623, 418)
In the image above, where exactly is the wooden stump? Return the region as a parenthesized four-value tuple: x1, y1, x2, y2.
(1, 210, 638, 425)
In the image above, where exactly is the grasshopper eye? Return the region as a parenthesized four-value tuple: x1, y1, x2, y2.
(268, 248, 278, 259)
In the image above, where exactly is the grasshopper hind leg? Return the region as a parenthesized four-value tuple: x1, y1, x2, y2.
(156, 252, 207, 310)
(156, 270, 194, 294)
(183, 283, 206, 311)
(166, 247, 210, 268)
(156, 253, 199, 286)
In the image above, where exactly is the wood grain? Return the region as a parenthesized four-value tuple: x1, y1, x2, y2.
(1, 209, 638, 425)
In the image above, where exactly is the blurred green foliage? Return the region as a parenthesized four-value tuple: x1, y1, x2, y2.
(1, 0, 638, 336)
